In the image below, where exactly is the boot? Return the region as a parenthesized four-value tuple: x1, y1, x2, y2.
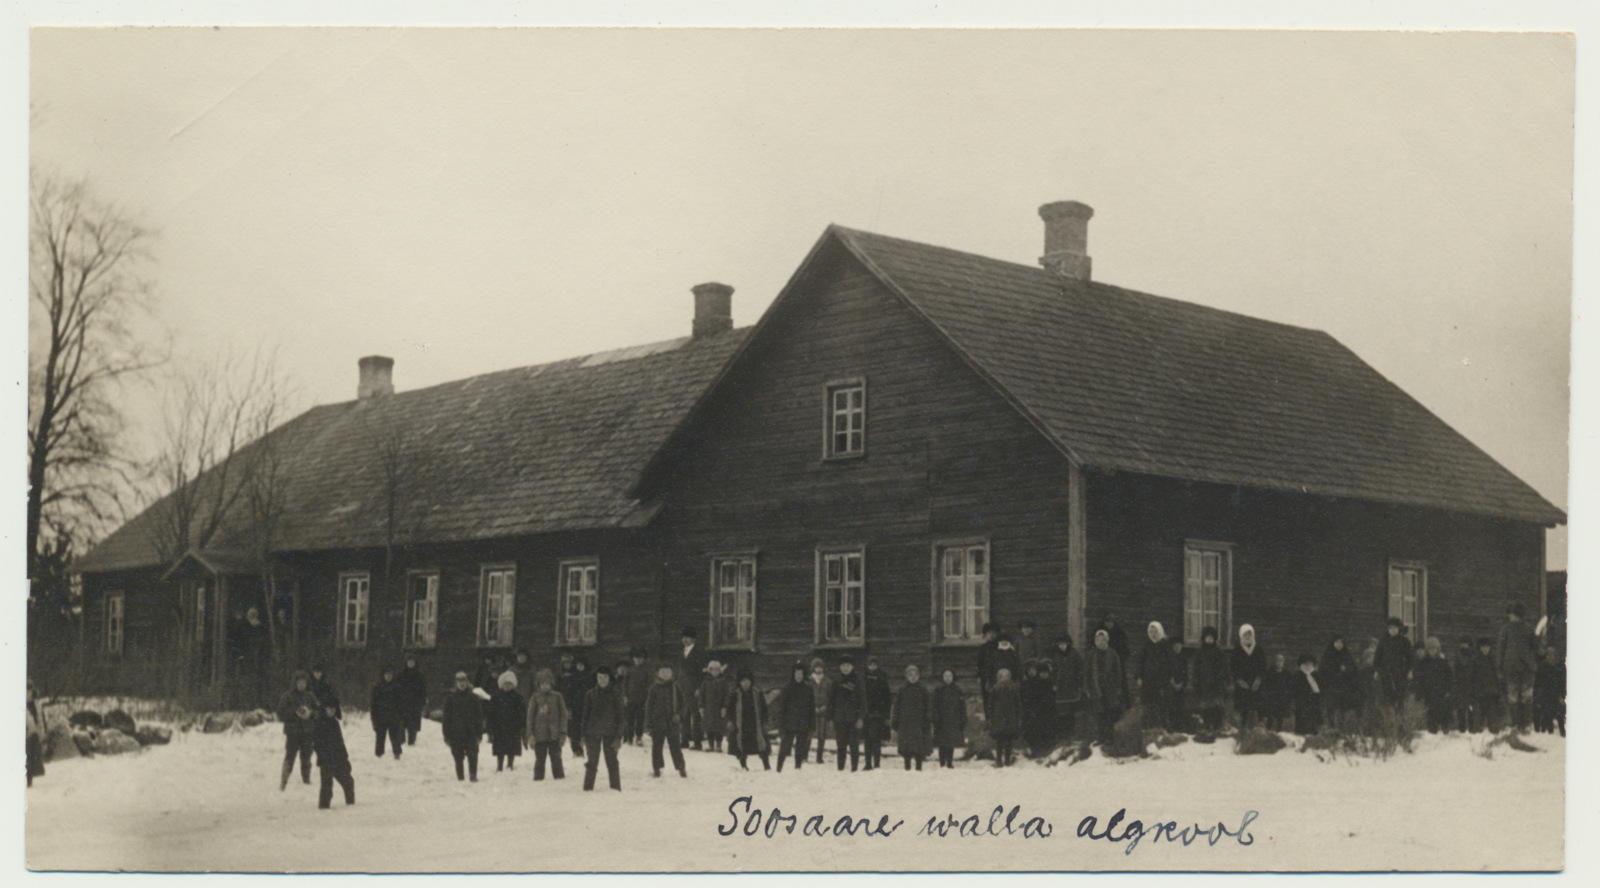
(280, 760, 294, 791)
(345, 782, 356, 805)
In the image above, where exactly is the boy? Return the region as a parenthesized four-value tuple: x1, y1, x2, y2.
(1287, 654, 1322, 736)
(829, 656, 864, 771)
(562, 656, 592, 757)
(1374, 617, 1415, 712)
(1453, 637, 1478, 732)
(808, 658, 833, 765)
(1050, 635, 1085, 742)
(1164, 635, 1190, 733)
(624, 647, 652, 746)
(644, 664, 688, 778)
(525, 668, 569, 780)
(1260, 653, 1291, 732)
(725, 669, 772, 770)
(1016, 620, 1042, 665)
(932, 668, 967, 768)
(775, 661, 814, 772)
(616, 660, 636, 745)
(397, 655, 427, 746)
(276, 670, 319, 789)
(699, 660, 731, 753)
(1469, 637, 1502, 732)
(1414, 636, 1455, 734)
(442, 671, 486, 782)
(988, 666, 1021, 767)
(892, 664, 933, 770)
(861, 656, 892, 771)
(370, 665, 406, 759)
(582, 665, 626, 791)
(313, 698, 355, 809)
(1020, 660, 1056, 756)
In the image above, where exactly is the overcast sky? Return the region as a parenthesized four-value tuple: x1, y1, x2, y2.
(25, 26, 1574, 565)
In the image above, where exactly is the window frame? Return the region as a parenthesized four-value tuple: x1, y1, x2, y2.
(555, 559, 599, 647)
(931, 538, 991, 646)
(822, 377, 867, 460)
(104, 590, 125, 656)
(814, 545, 867, 648)
(1388, 560, 1428, 643)
(477, 564, 517, 649)
(337, 572, 370, 649)
(1182, 540, 1234, 648)
(405, 570, 440, 649)
(708, 551, 759, 650)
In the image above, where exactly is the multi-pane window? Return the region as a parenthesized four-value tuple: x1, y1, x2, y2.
(339, 573, 370, 648)
(817, 548, 865, 645)
(558, 561, 598, 645)
(104, 591, 124, 655)
(711, 555, 757, 648)
(479, 566, 516, 647)
(1389, 562, 1427, 642)
(407, 572, 439, 648)
(826, 380, 866, 457)
(1183, 542, 1232, 646)
(936, 541, 989, 642)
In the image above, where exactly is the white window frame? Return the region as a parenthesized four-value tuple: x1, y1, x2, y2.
(478, 564, 517, 648)
(1388, 561, 1428, 643)
(709, 553, 758, 649)
(932, 539, 990, 644)
(104, 591, 124, 655)
(338, 572, 370, 649)
(1183, 541, 1233, 648)
(406, 570, 439, 649)
(823, 378, 867, 459)
(556, 559, 599, 646)
(815, 546, 866, 647)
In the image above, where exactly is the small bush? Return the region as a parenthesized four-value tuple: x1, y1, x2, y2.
(1234, 727, 1287, 755)
(1102, 705, 1148, 758)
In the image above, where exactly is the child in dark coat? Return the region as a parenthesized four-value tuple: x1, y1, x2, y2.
(1452, 638, 1477, 732)
(396, 655, 427, 746)
(313, 700, 355, 809)
(1086, 629, 1125, 746)
(1194, 627, 1230, 732)
(987, 667, 1022, 767)
(1374, 618, 1415, 711)
(724, 670, 771, 770)
(624, 647, 651, 746)
(1050, 635, 1085, 742)
(1413, 637, 1455, 734)
(277, 670, 320, 790)
(562, 657, 592, 758)
(1260, 653, 1291, 732)
(442, 671, 487, 782)
(775, 662, 814, 772)
(1163, 636, 1190, 733)
(829, 656, 864, 771)
(524, 668, 569, 780)
(645, 664, 689, 778)
(487, 671, 527, 771)
(698, 660, 731, 753)
(582, 666, 626, 791)
(1019, 660, 1057, 756)
(1469, 638, 1502, 732)
(861, 657, 892, 771)
(1320, 637, 1358, 732)
(892, 664, 934, 770)
(932, 668, 967, 768)
(1288, 653, 1323, 736)
(1532, 646, 1565, 736)
(370, 666, 406, 759)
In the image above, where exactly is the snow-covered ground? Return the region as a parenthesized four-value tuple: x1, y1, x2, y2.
(25, 712, 1563, 872)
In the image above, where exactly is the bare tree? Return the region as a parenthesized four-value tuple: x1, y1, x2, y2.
(28, 170, 164, 608)
(366, 408, 433, 639)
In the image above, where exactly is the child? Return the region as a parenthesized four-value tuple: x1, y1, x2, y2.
(1320, 636, 1357, 732)
(370, 665, 406, 759)
(1193, 627, 1230, 732)
(1230, 625, 1267, 730)
(1532, 646, 1565, 736)
(442, 671, 486, 782)
(932, 668, 967, 768)
(644, 664, 688, 778)
(1453, 638, 1478, 732)
(1413, 636, 1455, 734)
(524, 668, 569, 780)
(1260, 653, 1290, 732)
(861, 656, 892, 771)
(808, 658, 833, 765)
(582, 666, 625, 791)
(724, 669, 772, 770)
(276, 670, 319, 790)
(308, 664, 341, 720)
(625, 647, 651, 746)
(1016, 620, 1042, 665)
(396, 655, 427, 746)
(615, 660, 635, 745)
(829, 656, 864, 771)
(313, 699, 355, 809)
(1288, 654, 1322, 736)
(1374, 618, 1415, 712)
(1019, 660, 1056, 756)
(699, 660, 731, 753)
(26, 682, 45, 788)
(1086, 629, 1125, 746)
(1163, 636, 1190, 733)
(562, 656, 592, 758)
(1050, 635, 1085, 742)
(988, 666, 1021, 766)
(488, 671, 527, 771)
(892, 664, 933, 770)
(1469, 637, 1502, 732)
(775, 661, 814, 772)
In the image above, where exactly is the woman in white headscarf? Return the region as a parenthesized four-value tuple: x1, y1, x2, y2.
(1133, 621, 1172, 728)
(1229, 623, 1267, 730)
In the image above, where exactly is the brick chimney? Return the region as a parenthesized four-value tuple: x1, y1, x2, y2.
(358, 355, 394, 399)
(1038, 201, 1094, 281)
(691, 282, 734, 339)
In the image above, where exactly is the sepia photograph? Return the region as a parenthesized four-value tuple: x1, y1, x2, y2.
(18, 12, 1579, 875)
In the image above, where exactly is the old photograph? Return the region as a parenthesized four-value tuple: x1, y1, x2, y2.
(22, 23, 1572, 873)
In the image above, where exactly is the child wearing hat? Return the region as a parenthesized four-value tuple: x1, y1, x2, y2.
(488, 670, 527, 772)
(808, 657, 834, 765)
(987, 666, 1021, 767)
(775, 661, 815, 772)
(725, 669, 772, 770)
(582, 665, 626, 791)
(932, 667, 967, 768)
(442, 670, 487, 782)
(370, 665, 406, 759)
(525, 668, 570, 780)
(829, 655, 864, 771)
(313, 696, 355, 809)
(625, 646, 652, 746)
(861, 656, 892, 770)
(698, 660, 731, 753)
(645, 664, 689, 778)
(892, 664, 934, 770)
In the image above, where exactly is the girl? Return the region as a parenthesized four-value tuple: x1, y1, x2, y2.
(892, 665, 933, 770)
(932, 668, 967, 768)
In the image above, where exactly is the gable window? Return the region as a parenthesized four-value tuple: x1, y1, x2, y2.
(824, 379, 866, 458)
(816, 547, 866, 646)
(1183, 541, 1232, 647)
(1388, 562, 1427, 642)
(338, 572, 370, 648)
(710, 554, 757, 649)
(934, 540, 989, 643)
(479, 565, 516, 647)
(104, 591, 124, 655)
(557, 560, 598, 645)
(407, 571, 439, 649)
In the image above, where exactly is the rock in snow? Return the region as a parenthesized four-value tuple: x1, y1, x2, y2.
(239, 711, 266, 728)
(135, 725, 174, 746)
(93, 729, 143, 756)
(67, 711, 103, 729)
(103, 709, 138, 736)
(201, 714, 234, 734)
(45, 724, 81, 761)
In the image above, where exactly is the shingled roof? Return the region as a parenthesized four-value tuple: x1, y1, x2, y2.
(75, 331, 749, 573)
(826, 225, 1564, 526)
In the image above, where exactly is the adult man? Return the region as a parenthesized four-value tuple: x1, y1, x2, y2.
(675, 627, 709, 749)
(1497, 602, 1538, 731)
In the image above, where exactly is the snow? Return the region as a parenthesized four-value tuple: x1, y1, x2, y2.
(25, 713, 1563, 872)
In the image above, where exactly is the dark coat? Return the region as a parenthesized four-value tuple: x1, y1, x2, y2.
(396, 665, 428, 731)
(1320, 644, 1358, 711)
(829, 672, 864, 726)
(644, 680, 686, 734)
(309, 674, 341, 720)
(892, 681, 934, 757)
(1020, 673, 1056, 734)
(1050, 645, 1085, 703)
(676, 644, 709, 709)
(1099, 622, 1132, 665)
(624, 660, 653, 709)
(1194, 643, 1231, 707)
(1468, 651, 1502, 698)
(1229, 645, 1267, 693)
(1288, 671, 1322, 726)
(1085, 647, 1124, 708)
(724, 684, 770, 755)
(1533, 659, 1565, 710)
(776, 678, 815, 733)
(313, 712, 351, 775)
(277, 685, 320, 739)
(861, 670, 892, 741)
(1497, 621, 1538, 680)
(1413, 654, 1454, 710)
(987, 678, 1022, 737)
(441, 687, 486, 748)
(1260, 668, 1291, 718)
(699, 674, 732, 735)
(370, 678, 406, 731)
(560, 669, 593, 728)
(486, 688, 527, 756)
(1133, 640, 1172, 702)
(524, 688, 569, 744)
(582, 683, 625, 739)
(932, 682, 968, 747)
(1375, 633, 1415, 689)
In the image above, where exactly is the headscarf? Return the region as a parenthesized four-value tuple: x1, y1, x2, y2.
(1146, 621, 1165, 644)
(1238, 623, 1257, 656)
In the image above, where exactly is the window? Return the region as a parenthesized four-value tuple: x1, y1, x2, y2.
(710, 555, 757, 648)
(934, 541, 990, 642)
(817, 548, 866, 645)
(104, 591, 124, 655)
(825, 379, 866, 457)
(557, 561, 598, 645)
(181, 579, 208, 647)
(1389, 562, 1427, 642)
(407, 571, 439, 648)
(1183, 542, 1232, 646)
(479, 565, 517, 647)
(338, 573, 370, 648)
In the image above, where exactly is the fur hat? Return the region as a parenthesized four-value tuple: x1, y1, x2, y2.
(498, 671, 518, 690)
(809, 657, 825, 671)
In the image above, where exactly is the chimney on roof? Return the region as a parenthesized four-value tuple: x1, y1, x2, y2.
(690, 282, 734, 339)
(358, 355, 394, 399)
(1038, 200, 1094, 281)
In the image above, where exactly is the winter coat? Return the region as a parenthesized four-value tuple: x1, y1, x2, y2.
(1413, 654, 1454, 710)
(676, 644, 709, 710)
(1533, 659, 1565, 709)
(892, 681, 934, 757)
(582, 683, 625, 740)
(987, 677, 1022, 737)
(1050, 646, 1085, 703)
(624, 661, 653, 709)
(560, 670, 593, 729)
(1288, 671, 1322, 720)
(277, 686, 320, 739)
(370, 679, 407, 731)
(313, 712, 351, 774)
(1375, 633, 1415, 689)
(525, 688, 570, 743)
(1020, 673, 1055, 735)
(487, 688, 527, 756)
(1016, 633, 1043, 666)
(1099, 623, 1132, 665)
(776, 678, 815, 733)
(396, 666, 427, 731)
(1134, 640, 1172, 702)
(1230, 645, 1267, 694)
(1497, 621, 1538, 680)
(309, 675, 342, 720)
(724, 685, 770, 755)
(828, 673, 863, 727)
(1084, 647, 1124, 708)
(441, 687, 486, 748)
(699, 674, 732, 735)
(1468, 651, 1502, 699)
(1320, 644, 1358, 711)
(809, 674, 834, 719)
(1259, 669, 1291, 717)
(1194, 643, 1231, 708)
(861, 670, 892, 741)
(645, 680, 686, 734)
(932, 682, 968, 748)
(983, 647, 1024, 692)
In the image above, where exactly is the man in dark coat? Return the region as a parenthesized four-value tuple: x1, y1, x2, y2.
(932, 668, 967, 768)
(1374, 618, 1415, 711)
(1193, 626, 1231, 732)
(312, 698, 355, 809)
(561, 656, 592, 757)
(370, 665, 406, 759)
(441, 670, 486, 782)
(1498, 602, 1538, 731)
(1085, 629, 1125, 746)
(675, 627, 709, 750)
(725, 669, 771, 770)
(396, 655, 427, 746)
(276, 670, 319, 790)
(861, 656, 892, 771)
(644, 664, 688, 779)
(582, 665, 626, 791)
(1050, 635, 1085, 742)
(828, 656, 864, 771)
(775, 662, 814, 772)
